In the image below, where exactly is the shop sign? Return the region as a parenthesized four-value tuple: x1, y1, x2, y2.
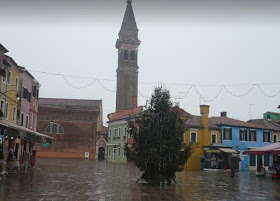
(41, 143, 49, 148)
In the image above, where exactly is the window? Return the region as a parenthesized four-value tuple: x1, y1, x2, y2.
(52, 123, 58, 133)
(45, 125, 51, 133)
(124, 127, 127, 136)
(2, 71, 6, 83)
(58, 125, 64, 134)
(30, 112, 33, 128)
(263, 131, 270, 142)
(23, 88, 28, 99)
(20, 113, 24, 126)
(124, 50, 128, 60)
(33, 85, 37, 97)
(240, 129, 247, 141)
(118, 127, 121, 137)
(36, 89, 39, 99)
(190, 132, 197, 143)
(12, 106, 17, 122)
(7, 70, 11, 85)
(15, 77, 19, 90)
(109, 129, 112, 137)
(34, 114, 37, 130)
(118, 147, 121, 157)
(131, 51, 136, 61)
(108, 148, 111, 157)
(267, 114, 271, 120)
(274, 135, 278, 143)
(45, 123, 64, 134)
(4, 102, 9, 119)
(0, 100, 4, 116)
(249, 130, 257, 142)
(223, 128, 232, 140)
(264, 154, 269, 166)
(26, 115, 29, 128)
(28, 92, 31, 102)
(114, 128, 117, 137)
(250, 155, 256, 166)
(211, 133, 217, 143)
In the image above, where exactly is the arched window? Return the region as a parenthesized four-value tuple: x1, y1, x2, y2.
(58, 125, 64, 134)
(45, 123, 64, 134)
(45, 125, 51, 133)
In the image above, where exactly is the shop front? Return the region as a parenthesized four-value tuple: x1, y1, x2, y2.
(204, 143, 239, 170)
(0, 120, 53, 172)
(244, 142, 280, 178)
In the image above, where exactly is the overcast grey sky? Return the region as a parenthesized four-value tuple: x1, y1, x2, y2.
(1, 0, 280, 123)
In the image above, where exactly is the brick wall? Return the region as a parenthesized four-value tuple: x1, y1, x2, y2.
(36, 107, 99, 159)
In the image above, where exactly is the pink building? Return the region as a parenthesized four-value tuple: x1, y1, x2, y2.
(17, 67, 40, 131)
(0, 44, 8, 79)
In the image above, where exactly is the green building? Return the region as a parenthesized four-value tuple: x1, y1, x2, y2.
(106, 107, 142, 162)
(263, 111, 280, 122)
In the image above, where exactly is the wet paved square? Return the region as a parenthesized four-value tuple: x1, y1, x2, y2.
(1, 158, 280, 201)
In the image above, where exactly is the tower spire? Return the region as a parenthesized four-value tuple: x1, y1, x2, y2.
(117, 0, 139, 46)
(115, 0, 141, 112)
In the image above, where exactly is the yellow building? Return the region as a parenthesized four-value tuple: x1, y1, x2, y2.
(1, 56, 20, 123)
(184, 105, 221, 170)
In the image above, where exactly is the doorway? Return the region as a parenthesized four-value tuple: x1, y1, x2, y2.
(98, 147, 105, 160)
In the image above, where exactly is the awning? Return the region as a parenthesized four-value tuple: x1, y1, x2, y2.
(219, 148, 239, 154)
(244, 142, 280, 155)
(0, 119, 53, 144)
(205, 149, 221, 153)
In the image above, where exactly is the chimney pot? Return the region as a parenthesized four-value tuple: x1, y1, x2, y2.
(221, 112, 227, 117)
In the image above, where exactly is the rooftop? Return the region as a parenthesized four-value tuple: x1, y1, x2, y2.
(210, 116, 269, 130)
(39, 98, 102, 110)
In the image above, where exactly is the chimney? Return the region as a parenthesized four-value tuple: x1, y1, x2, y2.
(221, 112, 227, 117)
(132, 96, 137, 109)
(200, 105, 210, 128)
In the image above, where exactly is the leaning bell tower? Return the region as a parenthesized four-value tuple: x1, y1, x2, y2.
(116, 0, 141, 111)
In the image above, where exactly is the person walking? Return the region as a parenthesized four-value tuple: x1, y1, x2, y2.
(200, 158, 206, 172)
(228, 155, 241, 177)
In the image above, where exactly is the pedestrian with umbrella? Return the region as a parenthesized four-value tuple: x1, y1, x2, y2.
(228, 155, 241, 177)
(197, 155, 206, 172)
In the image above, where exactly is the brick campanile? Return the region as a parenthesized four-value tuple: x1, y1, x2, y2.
(116, 0, 141, 111)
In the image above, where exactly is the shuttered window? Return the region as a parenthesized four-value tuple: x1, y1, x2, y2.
(263, 131, 270, 142)
(239, 129, 247, 141)
(223, 128, 232, 140)
(249, 130, 257, 142)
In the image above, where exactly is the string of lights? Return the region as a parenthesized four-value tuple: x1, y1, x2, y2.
(62, 75, 96, 89)
(29, 69, 280, 101)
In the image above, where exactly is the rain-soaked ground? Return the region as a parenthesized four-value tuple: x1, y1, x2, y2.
(1, 158, 280, 201)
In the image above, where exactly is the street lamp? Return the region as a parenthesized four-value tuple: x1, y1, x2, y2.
(0, 90, 20, 101)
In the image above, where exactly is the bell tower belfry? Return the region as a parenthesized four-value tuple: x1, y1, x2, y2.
(116, 0, 141, 111)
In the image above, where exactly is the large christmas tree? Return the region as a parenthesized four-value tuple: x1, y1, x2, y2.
(125, 86, 192, 185)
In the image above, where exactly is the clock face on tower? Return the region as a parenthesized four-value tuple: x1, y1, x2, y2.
(116, 0, 141, 112)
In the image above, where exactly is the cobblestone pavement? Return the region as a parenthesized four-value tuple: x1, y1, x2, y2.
(1, 158, 280, 201)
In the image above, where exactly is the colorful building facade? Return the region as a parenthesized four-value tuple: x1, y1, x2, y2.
(213, 114, 273, 171)
(263, 111, 280, 122)
(0, 43, 52, 171)
(184, 105, 222, 170)
(107, 106, 142, 163)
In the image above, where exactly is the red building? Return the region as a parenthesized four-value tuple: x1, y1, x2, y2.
(36, 98, 106, 159)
